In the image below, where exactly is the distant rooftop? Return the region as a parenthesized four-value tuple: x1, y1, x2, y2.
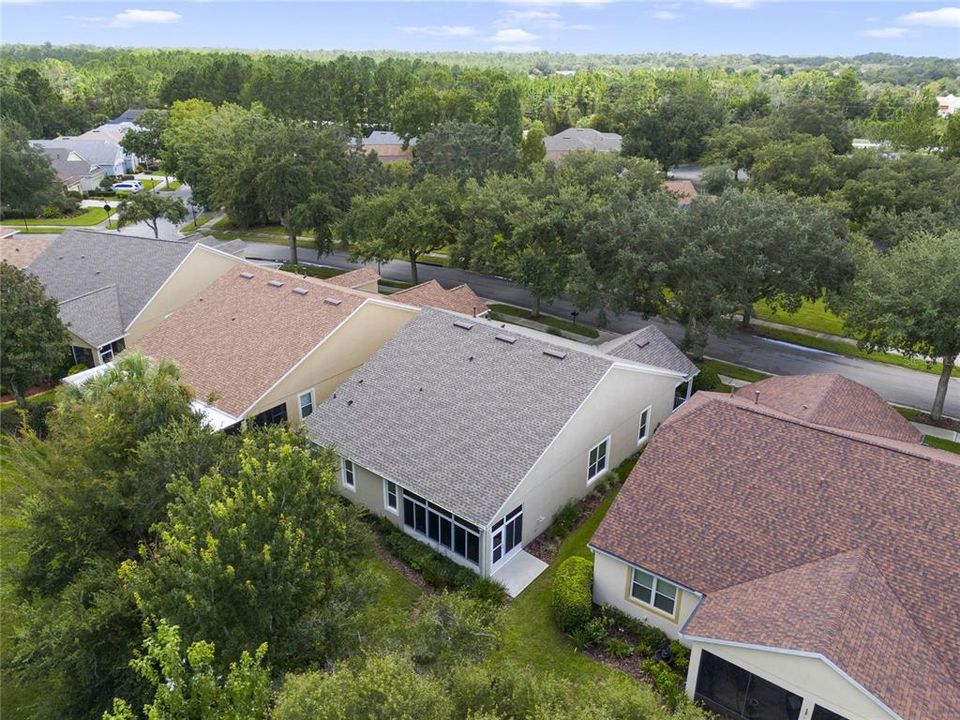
(544, 127, 622, 154)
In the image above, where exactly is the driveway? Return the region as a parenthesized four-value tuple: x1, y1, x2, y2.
(233, 240, 960, 419)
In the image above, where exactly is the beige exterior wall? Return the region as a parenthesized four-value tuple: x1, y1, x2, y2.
(245, 301, 417, 422)
(125, 246, 244, 344)
(686, 641, 897, 720)
(591, 550, 700, 639)
(487, 366, 681, 572)
(341, 460, 402, 526)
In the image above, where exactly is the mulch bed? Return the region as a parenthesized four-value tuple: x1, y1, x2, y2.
(0, 381, 57, 404)
(914, 413, 960, 432)
(526, 484, 615, 566)
(582, 641, 647, 683)
(371, 535, 433, 595)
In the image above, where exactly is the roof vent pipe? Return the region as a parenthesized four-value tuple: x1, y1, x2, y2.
(754, 390, 761, 404)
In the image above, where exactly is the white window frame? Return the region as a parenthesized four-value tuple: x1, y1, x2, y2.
(297, 389, 315, 421)
(638, 405, 652, 445)
(587, 436, 610, 485)
(629, 566, 679, 618)
(341, 458, 356, 491)
(384, 479, 398, 514)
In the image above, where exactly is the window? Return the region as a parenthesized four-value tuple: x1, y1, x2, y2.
(492, 505, 523, 565)
(587, 438, 609, 484)
(71, 345, 95, 368)
(341, 459, 355, 490)
(402, 490, 479, 565)
(630, 567, 679, 617)
(298, 390, 314, 420)
(638, 406, 651, 443)
(811, 708, 851, 720)
(97, 338, 125, 364)
(384, 480, 398, 512)
(251, 402, 288, 427)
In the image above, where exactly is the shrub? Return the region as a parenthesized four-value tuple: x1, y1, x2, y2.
(571, 616, 607, 650)
(38, 205, 64, 219)
(66, 363, 88, 376)
(693, 365, 723, 392)
(552, 556, 593, 633)
(545, 500, 582, 540)
(641, 659, 685, 710)
(603, 636, 634, 659)
(599, 605, 669, 654)
(670, 640, 690, 674)
(0, 398, 54, 438)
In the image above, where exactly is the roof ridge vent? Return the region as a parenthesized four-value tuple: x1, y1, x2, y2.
(324, 297, 342, 306)
(495, 333, 517, 344)
(543, 349, 567, 360)
(453, 320, 474, 330)
(268, 279, 285, 288)
(292, 287, 309, 296)
(239, 271, 255, 279)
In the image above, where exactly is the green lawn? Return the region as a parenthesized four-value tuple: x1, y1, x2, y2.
(180, 212, 214, 233)
(487, 304, 600, 340)
(0, 389, 56, 412)
(379, 278, 413, 290)
(757, 327, 959, 378)
(355, 549, 423, 649)
(700, 359, 771, 384)
(162, 180, 182, 191)
(893, 405, 921, 421)
(6, 227, 65, 234)
(754, 297, 846, 337)
(20, 206, 114, 226)
(279, 263, 345, 280)
(923, 435, 960, 454)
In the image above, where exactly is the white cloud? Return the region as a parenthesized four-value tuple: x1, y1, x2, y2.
(899, 7, 960, 27)
(705, 0, 760, 8)
(651, 9, 679, 20)
(503, 9, 560, 21)
(398, 25, 478, 36)
(110, 9, 183, 27)
(498, 0, 610, 6)
(493, 44, 543, 53)
(863, 26, 907, 38)
(63, 14, 108, 24)
(491, 27, 541, 42)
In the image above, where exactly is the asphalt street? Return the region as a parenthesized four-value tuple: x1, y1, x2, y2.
(233, 240, 960, 419)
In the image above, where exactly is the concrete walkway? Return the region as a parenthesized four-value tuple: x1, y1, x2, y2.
(492, 550, 548, 598)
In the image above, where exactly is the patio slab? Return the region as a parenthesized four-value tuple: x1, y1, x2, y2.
(492, 550, 548, 598)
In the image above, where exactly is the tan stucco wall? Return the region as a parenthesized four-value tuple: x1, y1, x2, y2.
(489, 366, 681, 554)
(687, 642, 897, 720)
(246, 301, 417, 422)
(592, 550, 700, 639)
(344, 460, 402, 527)
(125, 246, 244, 344)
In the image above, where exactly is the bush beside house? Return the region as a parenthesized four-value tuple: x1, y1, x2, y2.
(552, 556, 593, 632)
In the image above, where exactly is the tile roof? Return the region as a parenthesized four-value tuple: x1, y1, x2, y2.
(685, 548, 960, 719)
(323, 267, 381, 289)
(306, 307, 638, 524)
(391, 279, 487, 317)
(27, 230, 195, 346)
(733, 373, 921, 443)
(0, 234, 53, 268)
(600, 326, 698, 378)
(544, 128, 622, 153)
(131, 265, 374, 417)
(662, 180, 698, 206)
(591, 385, 960, 719)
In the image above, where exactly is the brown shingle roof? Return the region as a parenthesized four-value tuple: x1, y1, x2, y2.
(663, 180, 698, 206)
(591, 384, 960, 718)
(323, 267, 381, 289)
(0, 234, 53, 268)
(733, 373, 922, 443)
(391, 279, 487, 317)
(131, 266, 371, 417)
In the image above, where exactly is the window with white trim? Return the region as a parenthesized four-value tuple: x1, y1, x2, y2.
(638, 406, 651, 444)
(298, 390, 314, 420)
(401, 490, 480, 565)
(587, 438, 608, 484)
(384, 480, 398, 512)
(630, 567, 678, 616)
(341, 458, 355, 490)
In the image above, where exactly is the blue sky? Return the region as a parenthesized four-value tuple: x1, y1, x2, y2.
(1, 2, 958, 57)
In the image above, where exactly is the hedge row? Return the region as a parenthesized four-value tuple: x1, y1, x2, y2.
(552, 556, 593, 632)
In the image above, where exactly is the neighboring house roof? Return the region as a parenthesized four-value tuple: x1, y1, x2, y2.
(600, 326, 698, 379)
(31, 138, 124, 168)
(662, 180, 698, 206)
(38, 147, 102, 186)
(732, 373, 921, 443)
(58, 286, 124, 347)
(323, 267, 381, 289)
(131, 265, 376, 417)
(26, 230, 196, 347)
(75, 122, 136, 145)
(391, 279, 488, 317)
(0, 234, 53, 268)
(107, 109, 146, 124)
(364, 130, 415, 146)
(591, 382, 960, 719)
(306, 307, 684, 525)
(544, 128, 622, 154)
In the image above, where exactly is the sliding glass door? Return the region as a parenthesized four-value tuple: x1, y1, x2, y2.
(491, 505, 523, 566)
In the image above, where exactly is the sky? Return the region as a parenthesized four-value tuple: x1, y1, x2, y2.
(1, 1, 958, 58)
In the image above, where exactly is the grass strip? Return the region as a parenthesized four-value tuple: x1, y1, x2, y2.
(487, 304, 599, 339)
(700, 359, 771, 383)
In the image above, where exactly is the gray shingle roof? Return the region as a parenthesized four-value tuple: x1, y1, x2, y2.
(544, 128, 622, 153)
(27, 230, 194, 346)
(307, 308, 664, 524)
(58, 286, 124, 347)
(31, 139, 124, 168)
(600, 326, 699, 379)
(364, 130, 415, 146)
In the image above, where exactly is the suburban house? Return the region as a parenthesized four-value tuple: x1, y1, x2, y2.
(389, 279, 488, 317)
(543, 128, 622, 161)
(31, 138, 128, 177)
(662, 180, 698, 207)
(360, 130, 415, 163)
(936, 93, 959, 117)
(130, 265, 490, 431)
(589, 374, 960, 720)
(27, 229, 244, 367)
(597, 325, 699, 402)
(38, 147, 105, 192)
(305, 308, 690, 592)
